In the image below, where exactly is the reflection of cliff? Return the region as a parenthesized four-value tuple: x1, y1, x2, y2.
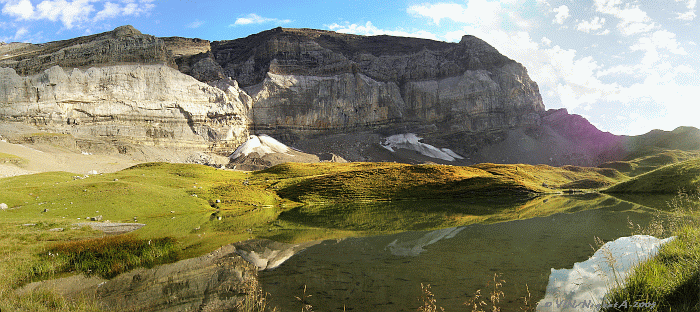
(537, 235, 674, 312)
(258, 198, 662, 312)
(19, 244, 258, 311)
(233, 239, 323, 270)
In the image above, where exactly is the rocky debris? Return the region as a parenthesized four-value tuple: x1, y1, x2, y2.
(228, 134, 321, 170)
(76, 222, 144, 234)
(0, 203, 7, 210)
(86, 215, 103, 221)
(319, 152, 348, 163)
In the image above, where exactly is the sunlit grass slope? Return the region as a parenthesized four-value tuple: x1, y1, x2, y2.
(604, 158, 700, 194)
(265, 162, 626, 203)
(599, 149, 700, 177)
(0, 161, 630, 310)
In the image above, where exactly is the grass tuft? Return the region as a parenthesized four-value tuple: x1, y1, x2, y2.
(31, 235, 178, 280)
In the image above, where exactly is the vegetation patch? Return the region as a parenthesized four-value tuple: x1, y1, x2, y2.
(604, 158, 700, 194)
(33, 235, 178, 280)
(0, 152, 28, 167)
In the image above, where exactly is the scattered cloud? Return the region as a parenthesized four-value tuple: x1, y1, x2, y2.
(327, 21, 439, 40)
(593, 0, 657, 35)
(186, 19, 204, 29)
(1, 0, 33, 19)
(0, 0, 156, 29)
(576, 16, 606, 33)
(552, 5, 570, 24)
(231, 13, 291, 26)
(408, 1, 504, 29)
(675, 0, 697, 20)
(541, 36, 552, 46)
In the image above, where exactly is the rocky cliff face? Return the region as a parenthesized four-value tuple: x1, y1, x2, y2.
(0, 64, 251, 152)
(0, 26, 172, 76)
(207, 28, 544, 134)
(3, 26, 653, 167)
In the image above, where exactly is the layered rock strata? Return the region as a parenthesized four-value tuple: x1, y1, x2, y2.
(208, 28, 544, 134)
(0, 64, 251, 151)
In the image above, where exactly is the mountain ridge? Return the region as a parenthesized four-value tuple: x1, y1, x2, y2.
(0, 25, 697, 170)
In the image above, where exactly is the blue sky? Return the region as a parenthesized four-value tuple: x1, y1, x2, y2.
(1, 0, 698, 136)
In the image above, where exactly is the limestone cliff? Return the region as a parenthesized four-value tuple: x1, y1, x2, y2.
(3, 26, 657, 167)
(0, 64, 251, 151)
(208, 28, 544, 133)
(0, 25, 172, 76)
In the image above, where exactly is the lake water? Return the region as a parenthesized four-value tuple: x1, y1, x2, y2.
(258, 195, 666, 312)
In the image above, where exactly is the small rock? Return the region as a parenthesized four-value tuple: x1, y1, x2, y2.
(0, 203, 8, 210)
(22, 223, 36, 226)
(42, 208, 49, 213)
(49, 228, 64, 232)
(215, 199, 221, 203)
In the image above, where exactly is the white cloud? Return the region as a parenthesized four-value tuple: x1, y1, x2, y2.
(232, 13, 291, 26)
(541, 36, 552, 46)
(593, 0, 657, 35)
(408, 1, 504, 29)
(675, 0, 697, 20)
(1, 0, 155, 29)
(186, 19, 204, 29)
(552, 5, 570, 24)
(2, 0, 34, 19)
(35, 0, 95, 29)
(576, 16, 605, 33)
(13, 26, 28, 39)
(93, 1, 119, 21)
(327, 21, 439, 40)
(94, 0, 153, 22)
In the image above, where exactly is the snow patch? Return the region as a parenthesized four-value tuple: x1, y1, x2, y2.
(230, 134, 292, 159)
(381, 133, 464, 162)
(537, 235, 675, 311)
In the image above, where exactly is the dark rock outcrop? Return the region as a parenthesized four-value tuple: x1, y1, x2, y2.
(0, 25, 173, 76)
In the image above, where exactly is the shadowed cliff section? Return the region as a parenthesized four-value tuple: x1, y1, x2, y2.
(209, 27, 515, 86)
(0, 25, 173, 76)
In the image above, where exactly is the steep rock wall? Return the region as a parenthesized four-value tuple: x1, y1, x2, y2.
(0, 65, 251, 151)
(0, 25, 172, 76)
(209, 28, 544, 134)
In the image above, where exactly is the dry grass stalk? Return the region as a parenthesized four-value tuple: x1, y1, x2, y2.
(418, 283, 445, 312)
(294, 285, 313, 312)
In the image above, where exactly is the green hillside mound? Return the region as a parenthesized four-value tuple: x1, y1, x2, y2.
(599, 149, 700, 177)
(604, 158, 700, 194)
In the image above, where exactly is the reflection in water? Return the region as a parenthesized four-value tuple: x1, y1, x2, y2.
(386, 227, 465, 256)
(260, 195, 664, 312)
(537, 235, 674, 311)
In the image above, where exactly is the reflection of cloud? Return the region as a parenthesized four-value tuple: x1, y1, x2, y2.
(385, 227, 464, 257)
(537, 235, 674, 311)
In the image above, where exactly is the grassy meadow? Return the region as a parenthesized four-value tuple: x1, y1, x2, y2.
(0, 153, 699, 310)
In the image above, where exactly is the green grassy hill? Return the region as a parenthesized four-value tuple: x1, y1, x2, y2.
(604, 158, 700, 194)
